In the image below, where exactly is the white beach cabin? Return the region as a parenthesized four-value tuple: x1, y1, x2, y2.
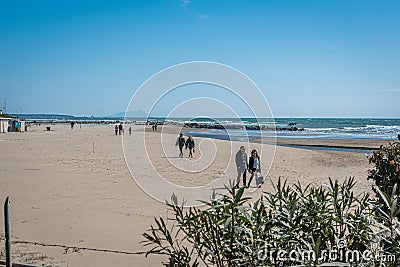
(0, 117, 11, 133)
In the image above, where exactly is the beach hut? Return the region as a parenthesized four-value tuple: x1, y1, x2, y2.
(9, 119, 26, 132)
(0, 118, 10, 133)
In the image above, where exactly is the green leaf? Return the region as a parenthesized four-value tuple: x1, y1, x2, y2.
(223, 217, 232, 230)
(234, 187, 245, 204)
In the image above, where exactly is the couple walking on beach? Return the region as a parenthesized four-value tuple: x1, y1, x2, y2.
(235, 146, 263, 188)
(115, 123, 124, 135)
(176, 133, 195, 158)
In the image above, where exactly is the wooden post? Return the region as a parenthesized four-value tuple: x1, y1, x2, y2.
(4, 197, 11, 267)
(92, 141, 94, 153)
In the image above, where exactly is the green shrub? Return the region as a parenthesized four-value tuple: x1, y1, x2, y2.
(142, 178, 400, 266)
(0, 113, 10, 118)
(368, 142, 400, 220)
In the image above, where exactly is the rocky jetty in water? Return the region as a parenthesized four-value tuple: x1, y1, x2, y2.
(184, 122, 305, 131)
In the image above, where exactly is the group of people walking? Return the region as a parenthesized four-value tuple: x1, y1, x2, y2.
(235, 146, 262, 188)
(175, 133, 262, 188)
(114, 123, 132, 135)
(175, 133, 195, 158)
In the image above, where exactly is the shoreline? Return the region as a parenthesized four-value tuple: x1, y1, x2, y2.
(24, 122, 392, 152)
(275, 137, 389, 152)
(182, 126, 392, 152)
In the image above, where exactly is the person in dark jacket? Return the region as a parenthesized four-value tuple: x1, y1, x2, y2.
(247, 149, 261, 188)
(185, 135, 195, 158)
(175, 133, 186, 158)
(235, 146, 248, 188)
(119, 123, 123, 135)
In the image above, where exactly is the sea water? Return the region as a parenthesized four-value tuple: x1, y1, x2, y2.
(183, 118, 400, 141)
(178, 118, 400, 153)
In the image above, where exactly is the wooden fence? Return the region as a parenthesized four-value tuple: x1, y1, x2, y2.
(1, 197, 38, 267)
(1, 197, 147, 267)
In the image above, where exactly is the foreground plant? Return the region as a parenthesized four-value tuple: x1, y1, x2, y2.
(368, 142, 400, 217)
(142, 178, 400, 266)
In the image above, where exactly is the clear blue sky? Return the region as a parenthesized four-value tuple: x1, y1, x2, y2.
(0, 0, 399, 117)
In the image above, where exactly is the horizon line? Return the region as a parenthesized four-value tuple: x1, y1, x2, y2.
(7, 113, 400, 120)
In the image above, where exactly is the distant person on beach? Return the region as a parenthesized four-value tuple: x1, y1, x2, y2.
(115, 124, 118, 135)
(70, 121, 75, 129)
(119, 123, 123, 135)
(154, 124, 157, 131)
(129, 126, 132, 135)
(152, 124, 155, 131)
(235, 146, 248, 188)
(175, 133, 186, 158)
(185, 135, 195, 158)
(247, 149, 261, 188)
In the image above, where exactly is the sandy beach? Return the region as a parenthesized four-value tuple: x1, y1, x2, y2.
(0, 124, 391, 266)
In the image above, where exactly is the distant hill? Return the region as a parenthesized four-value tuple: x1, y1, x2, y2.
(109, 109, 148, 118)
